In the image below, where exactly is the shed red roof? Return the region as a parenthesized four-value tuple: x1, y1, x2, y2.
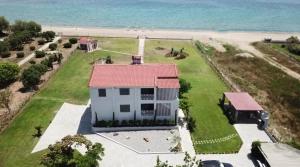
(89, 64, 180, 88)
(79, 37, 89, 44)
(224, 92, 263, 111)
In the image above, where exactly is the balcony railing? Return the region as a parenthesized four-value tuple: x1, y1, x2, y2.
(141, 94, 154, 100)
(141, 110, 154, 116)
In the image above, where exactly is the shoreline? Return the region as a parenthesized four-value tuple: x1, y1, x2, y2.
(43, 25, 300, 52)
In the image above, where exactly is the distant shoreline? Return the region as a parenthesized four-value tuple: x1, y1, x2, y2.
(42, 25, 300, 52)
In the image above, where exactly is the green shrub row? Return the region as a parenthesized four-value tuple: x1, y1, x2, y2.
(94, 119, 176, 127)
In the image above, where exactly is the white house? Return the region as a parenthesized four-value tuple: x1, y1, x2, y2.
(88, 64, 180, 124)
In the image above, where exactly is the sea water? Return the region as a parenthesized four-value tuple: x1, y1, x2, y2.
(0, 0, 300, 32)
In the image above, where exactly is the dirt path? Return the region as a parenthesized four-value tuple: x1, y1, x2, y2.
(227, 41, 300, 81)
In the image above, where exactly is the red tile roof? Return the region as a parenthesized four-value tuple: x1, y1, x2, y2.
(224, 92, 263, 111)
(79, 37, 89, 45)
(89, 64, 180, 88)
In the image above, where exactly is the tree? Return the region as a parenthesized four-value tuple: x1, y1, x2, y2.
(11, 20, 41, 37)
(31, 64, 48, 75)
(41, 134, 104, 167)
(0, 16, 9, 34)
(155, 152, 202, 167)
(21, 67, 41, 89)
(0, 62, 20, 88)
(42, 31, 56, 42)
(0, 89, 12, 114)
(286, 36, 299, 43)
(69, 38, 78, 44)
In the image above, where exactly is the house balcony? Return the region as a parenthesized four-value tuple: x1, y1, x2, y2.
(141, 94, 154, 100)
(141, 110, 154, 116)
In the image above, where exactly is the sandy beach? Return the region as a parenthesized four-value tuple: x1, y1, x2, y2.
(43, 25, 300, 49)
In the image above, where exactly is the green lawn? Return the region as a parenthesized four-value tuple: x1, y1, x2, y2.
(0, 38, 137, 167)
(144, 40, 242, 153)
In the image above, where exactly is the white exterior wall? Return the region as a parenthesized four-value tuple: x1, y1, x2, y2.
(90, 87, 179, 124)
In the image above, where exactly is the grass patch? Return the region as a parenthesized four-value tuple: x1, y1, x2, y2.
(252, 42, 300, 73)
(0, 38, 136, 167)
(144, 40, 242, 153)
(209, 44, 300, 146)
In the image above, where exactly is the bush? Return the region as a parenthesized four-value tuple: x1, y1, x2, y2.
(58, 39, 62, 43)
(48, 43, 57, 51)
(287, 44, 300, 56)
(0, 51, 11, 58)
(63, 42, 72, 48)
(179, 78, 191, 97)
(41, 58, 53, 69)
(0, 41, 9, 55)
(286, 36, 299, 43)
(0, 62, 20, 87)
(113, 120, 119, 127)
(187, 117, 196, 132)
(38, 39, 46, 45)
(42, 31, 55, 42)
(135, 120, 141, 126)
(121, 120, 128, 126)
(128, 120, 135, 126)
(69, 38, 78, 44)
(31, 64, 48, 75)
(21, 67, 41, 89)
(7, 34, 23, 51)
(29, 60, 36, 64)
(30, 45, 36, 51)
(16, 52, 25, 58)
(35, 50, 46, 58)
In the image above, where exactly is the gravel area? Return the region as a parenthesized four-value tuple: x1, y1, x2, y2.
(100, 129, 180, 153)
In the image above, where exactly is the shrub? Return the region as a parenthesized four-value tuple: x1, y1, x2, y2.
(287, 44, 300, 56)
(35, 50, 46, 58)
(31, 64, 48, 75)
(30, 45, 36, 51)
(29, 60, 36, 64)
(135, 120, 141, 126)
(0, 62, 20, 87)
(143, 119, 150, 126)
(187, 117, 196, 132)
(69, 38, 78, 44)
(128, 120, 135, 126)
(21, 67, 41, 89)
(63, 42, 72, 48)
(48, 43, 57, 51)
(41, 58, 53, 69)
(7, 34, 23, 51)
(286, 36, 299, 43)
(16, 52, 25, 58)
(179, 78, 191, 97)
(0, 41, 9, 55)
(95, 120, 106, 127)
(33, 126, 42, 138)
(113, 120, 119, 127)
(107, 120, 113, 127)
(105, 56, 113, 64)
(41, 31, 55, 42)
(38, 39, 46, 45)
(0, 51, 11, 58)
(58, 39, 62, 43)
(121, 120, 128, 126)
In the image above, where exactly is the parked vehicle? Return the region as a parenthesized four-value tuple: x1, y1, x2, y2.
(202, 160, 233, 167)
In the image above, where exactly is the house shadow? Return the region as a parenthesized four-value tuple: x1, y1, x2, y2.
(77, 107, 93, 135)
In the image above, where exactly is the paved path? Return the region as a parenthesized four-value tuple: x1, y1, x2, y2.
(31, 102, 87, 153)
(32, 102, 272, 167)
(138, 35, 145, 63)
(18, 36, 61, 66)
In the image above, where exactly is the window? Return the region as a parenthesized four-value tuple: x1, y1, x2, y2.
(98, 89, 106, 97)
(119, 88, 130, 95)
(141, 104, 154, 116)
(141, 88, 154, 94)
(156, 103, 171, 116)
(120, 105, 130, 112)
(141, 104, 154, 111)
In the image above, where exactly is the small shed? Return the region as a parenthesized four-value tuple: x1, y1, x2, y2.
(220, 92, 268, 127)
(79, 37, 98, 52)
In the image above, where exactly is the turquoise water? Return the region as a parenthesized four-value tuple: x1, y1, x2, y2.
(0, 0, 300, 32)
